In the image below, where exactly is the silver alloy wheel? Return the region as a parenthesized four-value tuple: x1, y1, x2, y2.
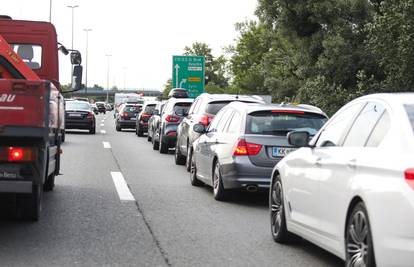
(346, 211, 369, 267)
(271, 181, 283, 237)
(213, 164, 220, 195)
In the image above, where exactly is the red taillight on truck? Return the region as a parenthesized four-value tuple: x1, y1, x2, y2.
(233, 139, 262, 156)
(404, 169, 414, 190)
(165, 115, 180, 122)
(2, 147, 36, 162)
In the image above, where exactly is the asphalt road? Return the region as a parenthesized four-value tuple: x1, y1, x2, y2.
(0, 113, 343, 267)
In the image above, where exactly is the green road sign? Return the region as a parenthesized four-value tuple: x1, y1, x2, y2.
(172, 55, 205, 98)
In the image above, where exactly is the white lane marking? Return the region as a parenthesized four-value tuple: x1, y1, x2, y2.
(111, 172, 135, 201)
(103, 141, 111, 149)
(101, 120, 105, 123)
(101, 130, 106, 134)
(100, 123, 105, 127)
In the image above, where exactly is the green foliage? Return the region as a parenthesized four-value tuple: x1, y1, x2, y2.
(162, 79, 172, 99)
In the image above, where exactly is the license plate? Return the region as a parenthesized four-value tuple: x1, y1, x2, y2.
(69, 113, 82, 117)
(131, 117, 137, 121)
(272, 147, 296, 157)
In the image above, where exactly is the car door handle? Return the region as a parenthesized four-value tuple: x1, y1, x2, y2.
(348, 159, 357, 170)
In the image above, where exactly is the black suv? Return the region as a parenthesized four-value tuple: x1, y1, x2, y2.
(115, 103, 142, 131)
(175, 93, 265, 168)
(154, 98, 194, 154)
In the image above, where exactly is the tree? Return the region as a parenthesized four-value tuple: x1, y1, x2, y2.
(162, 79, 172, 99)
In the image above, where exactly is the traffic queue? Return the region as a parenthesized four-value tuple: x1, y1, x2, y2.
(113, 89, 414, 267)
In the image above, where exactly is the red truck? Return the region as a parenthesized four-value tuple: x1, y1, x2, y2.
(0, 16, 82, 220)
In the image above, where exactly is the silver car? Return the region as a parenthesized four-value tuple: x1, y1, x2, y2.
(190, 102, 328, 200)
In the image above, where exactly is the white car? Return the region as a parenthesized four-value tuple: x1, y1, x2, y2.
(270, 93, 414, 267)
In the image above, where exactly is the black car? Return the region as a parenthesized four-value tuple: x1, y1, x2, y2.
(154, 98, 194, 154)
(136, 101, 158, 137)
(175, 93, 265, 168)
(96, 102, 106, 114)
(65, 100, 96, 134)
(115, 103, 142, 131)
(148, 101, 166, 144)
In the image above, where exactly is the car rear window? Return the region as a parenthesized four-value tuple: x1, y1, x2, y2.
(206, 101, 257, 115)
(173, 102, 192, 114)
(404, 104, 414, 131)
(246, 111, 327, 136)
(124, 105, 142, 113)
(66, 102, 90, 111)
(144, 104, 156, 113)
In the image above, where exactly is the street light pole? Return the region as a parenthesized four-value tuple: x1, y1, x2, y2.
(67, 5, 79, 50)
(106, 54, 112, 103)
(83, 29, 92, 96)
(122, 67, 127, 90)
(49, 0, 52, 22)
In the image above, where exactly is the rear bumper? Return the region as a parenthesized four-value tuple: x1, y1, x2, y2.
(66, 120, 94, 130)
(118, 120, 136, 129)
(221, 156, 272, 190)
(161, 135, 177, 147)
(138, 122, 149, 132)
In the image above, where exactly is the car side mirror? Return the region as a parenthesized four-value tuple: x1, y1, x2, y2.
(71, 65, 83, 91)
(287, 131, 310, 147)
(193, 123, 206, 134)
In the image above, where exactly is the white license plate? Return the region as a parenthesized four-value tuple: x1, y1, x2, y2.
(131, 117, 137, 121)
(69, 113, 82, 117)
(272, 147, 296, 157)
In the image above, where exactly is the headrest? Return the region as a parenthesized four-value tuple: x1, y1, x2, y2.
(17, 45, 34, 61)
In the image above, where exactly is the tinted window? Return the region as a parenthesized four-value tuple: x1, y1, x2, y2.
(316, 103, 363, 147)
(144, 104, 156, 113)
(206, 101, 232, 115)
(366, 111, 390, 147)
(246, 111, 327, 136)
(343, 102, 386, 147)
(66, 102, 90, 111)
(227, 112, 242, 133)
(124, 105, 142, 113)
(173, 102, 192, 115)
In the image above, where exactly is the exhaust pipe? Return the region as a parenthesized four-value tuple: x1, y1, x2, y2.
(246, 185, 258, 193)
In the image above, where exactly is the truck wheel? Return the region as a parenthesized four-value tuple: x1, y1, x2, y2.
(17, 185, 42, 221)
(43, 173, 55, 192)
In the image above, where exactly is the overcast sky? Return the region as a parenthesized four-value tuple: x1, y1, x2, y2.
(2, 0, 258, 91)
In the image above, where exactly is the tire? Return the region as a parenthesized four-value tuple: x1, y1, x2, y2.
(190, 152, 203, 186)
(159, 138, 168, 154)
(147, 132, 152, 142)
(116, 124, 121, 132)
(270, 175, 296, 243)
(186, 145, 192, 172)
(212, 161, 227, 201)
(175, 143, 186, 165)
(345, 202, 376, 267)
(152, 134, 159, 150)
(89, 126, 96, 134)
(137, 125, 144, 137)
(43, 172, 55, 192)
(17, 185, 42, 221)
(61, 131, 65, 143)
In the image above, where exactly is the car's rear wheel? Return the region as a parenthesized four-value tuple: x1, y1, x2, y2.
(152, 133, 159, 150)
(213, 161, 227, 201)
(116, 124, 121, 132)
(190, 152, 202, 186)
(159, 134, 168, 154)
(270, 175, 296, 243)
(147, 132, 152, 142)
(89, 126, 96, 134)
(137, 124, 144, 137)
(175, 143, 186, 165)
(186, 145, 192, 172)
(345, 203, 376, 267)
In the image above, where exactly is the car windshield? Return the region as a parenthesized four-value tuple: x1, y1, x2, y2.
(124, 105, 142, 113)
(144, 104, 156, 113)
(66, 102, 90, 111)
(246, 111, 327, 136)
(404, 104, 414, 132)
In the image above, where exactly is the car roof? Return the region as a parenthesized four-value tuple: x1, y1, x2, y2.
(353, 93, 414, 106)
(166, 98, 194, 104)
(225, 102, 328, 117)
(196, 93, 265, 103)
(68, 100, 90, 104)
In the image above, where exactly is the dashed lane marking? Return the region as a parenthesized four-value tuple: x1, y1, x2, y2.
(103, 141, 111, 149)
(101, 130, 106, 134)
(111, 172, 135, 201)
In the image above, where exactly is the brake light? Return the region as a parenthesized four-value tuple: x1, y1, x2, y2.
(6, 147, 36, 162)
(404, 169, 414, 190)
(121, 112, 129, 118)
(87, 112, 94, 119)
(199, 115, 213, 126)
(165, 115, 180, 122)
(141, 113, 151, 121)
(167, 131, 177, 136)
(233, 139, 262, 156)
